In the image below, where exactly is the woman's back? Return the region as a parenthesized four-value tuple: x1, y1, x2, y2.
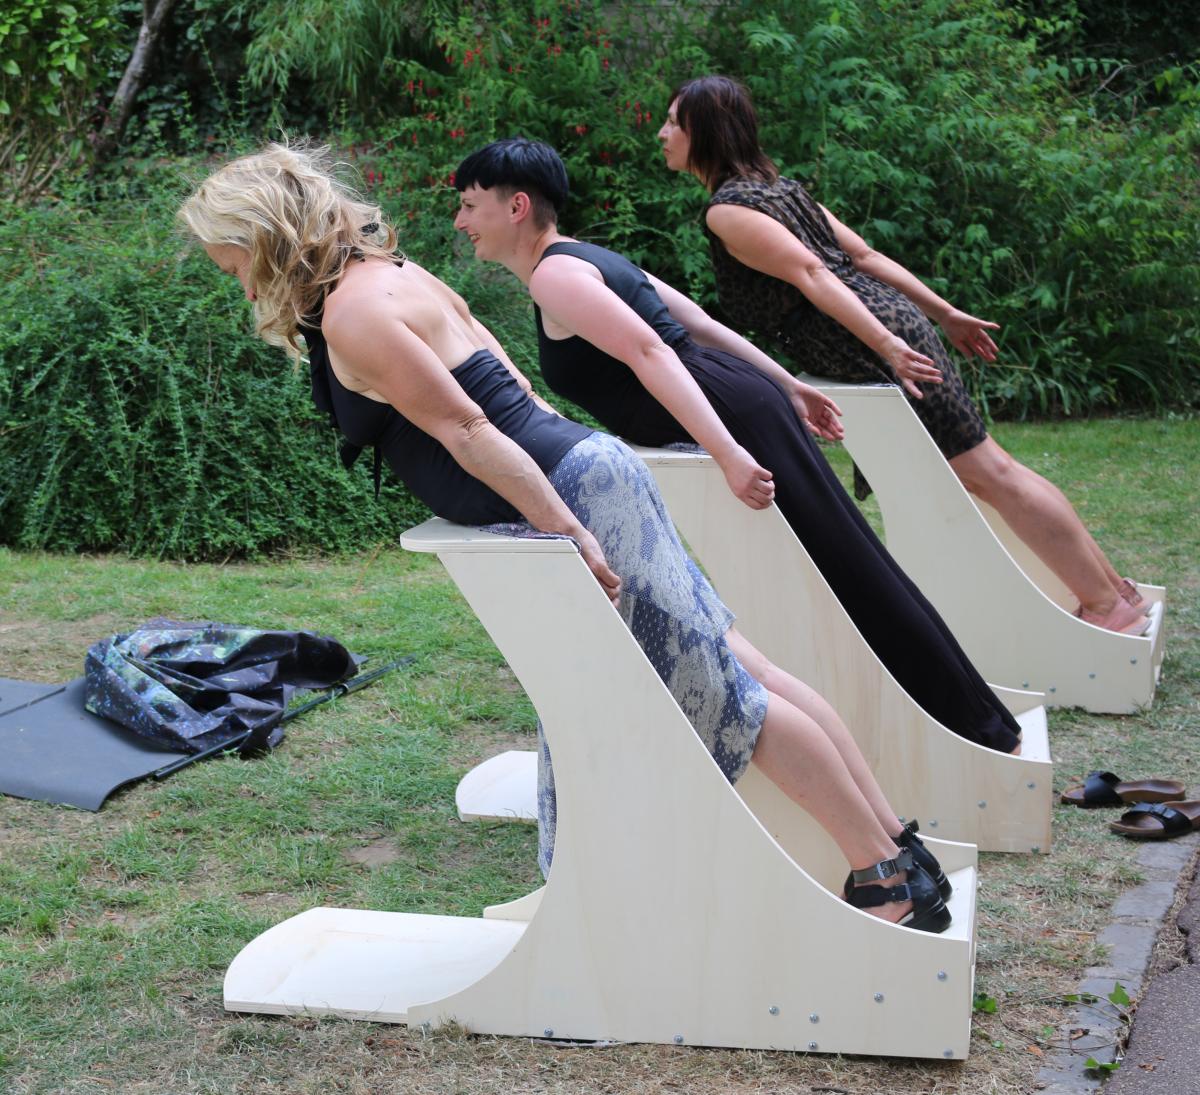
(323, 257, 485, 397)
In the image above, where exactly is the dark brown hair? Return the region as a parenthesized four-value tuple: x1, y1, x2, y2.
(669, 75, 778, 190)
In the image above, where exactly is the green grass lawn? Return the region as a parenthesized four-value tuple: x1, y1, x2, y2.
(0, 415, 1196, 1094)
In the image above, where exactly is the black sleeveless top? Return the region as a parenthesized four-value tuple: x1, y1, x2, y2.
(303, 317, 590, 526)
(533, 241, 693, 443)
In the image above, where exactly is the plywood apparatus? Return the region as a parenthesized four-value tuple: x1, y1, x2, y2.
(797, 377, 1165, 713)
(225, 520, 979, 1060)
(457, 450, 1052, 855)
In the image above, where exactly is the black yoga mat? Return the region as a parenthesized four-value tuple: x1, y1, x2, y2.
(0, 677, 190, 810)
(0, 677, 64, 717)
(0, 658, 413, 811)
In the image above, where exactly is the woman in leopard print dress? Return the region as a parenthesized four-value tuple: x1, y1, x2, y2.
(657, 75, 1148, 635)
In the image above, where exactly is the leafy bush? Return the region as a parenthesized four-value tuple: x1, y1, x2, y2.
(0, 185, 430, 558)
(310, 0, 1200, 416)
(0, 0, 122, 200)
(714, 0, 1200, 415)
(2, 0, 1197, 558)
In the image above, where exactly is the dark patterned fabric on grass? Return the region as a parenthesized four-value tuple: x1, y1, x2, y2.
(84, 621, 358, 754)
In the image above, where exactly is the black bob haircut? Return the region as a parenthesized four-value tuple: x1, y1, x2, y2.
(454, 138, 568, 228)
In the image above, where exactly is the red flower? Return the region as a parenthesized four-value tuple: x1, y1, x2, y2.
(574, 124, 588, 135)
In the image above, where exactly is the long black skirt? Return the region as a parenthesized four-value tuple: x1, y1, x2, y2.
(633, 337, 1021, 754)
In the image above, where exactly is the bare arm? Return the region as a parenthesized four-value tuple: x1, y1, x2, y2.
(530, 254, 775, 509)
(645, 271, 844, 441)
(821, 204, 1000, 362)
(324, 294, 620, 602)
(705, 203, 943, 398)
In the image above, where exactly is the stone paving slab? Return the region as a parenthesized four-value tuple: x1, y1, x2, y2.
(1178, 869, 1200, 963)
(1104, 862, 1200, 1092)
(1035, 833, 1198, 1093)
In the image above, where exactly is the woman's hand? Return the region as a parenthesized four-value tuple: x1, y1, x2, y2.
(719, 447, 776, 510)
(875, 334, 943, 399)
(575, 527, 622, 605)
(940, 308, 1000, 362)
(791, 382, 844, 441)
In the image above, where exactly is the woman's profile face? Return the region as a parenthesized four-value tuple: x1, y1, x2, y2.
(204, 243, 257, 302)
(656, 99, 691, 173)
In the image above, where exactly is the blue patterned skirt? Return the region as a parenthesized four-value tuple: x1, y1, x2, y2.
(484, 431, 768, 876)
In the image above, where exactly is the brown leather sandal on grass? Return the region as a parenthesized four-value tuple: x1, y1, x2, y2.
(1110, 801, 1200, 840)
(1060, 770, 1186, 808)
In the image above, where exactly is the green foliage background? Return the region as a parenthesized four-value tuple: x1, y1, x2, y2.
(1, 0, 1197, 558)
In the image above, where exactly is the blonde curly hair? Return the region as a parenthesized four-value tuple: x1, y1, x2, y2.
(178, 141, 400, 357)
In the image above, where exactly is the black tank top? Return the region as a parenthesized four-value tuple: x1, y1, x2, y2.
(303, 319, 590, 525)
(533, 241, 691, 442)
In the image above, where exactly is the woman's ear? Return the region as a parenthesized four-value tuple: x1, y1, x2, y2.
(510, 191, 534, 224)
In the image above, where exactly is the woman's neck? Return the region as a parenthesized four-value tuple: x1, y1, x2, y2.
(506, 226, 570, 285)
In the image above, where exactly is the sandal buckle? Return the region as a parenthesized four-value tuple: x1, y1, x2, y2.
(850, 848, 913, 885)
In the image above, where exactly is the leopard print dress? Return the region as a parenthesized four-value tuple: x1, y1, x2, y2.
(705, 175, 988, 461)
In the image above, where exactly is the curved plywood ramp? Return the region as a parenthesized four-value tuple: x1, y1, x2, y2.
(797, 377, 1165, 712)
(637, 446, 1050, 853)
(226, 520, 980, 1060)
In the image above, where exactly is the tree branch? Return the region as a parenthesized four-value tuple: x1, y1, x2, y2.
(91, 0, 181, 167)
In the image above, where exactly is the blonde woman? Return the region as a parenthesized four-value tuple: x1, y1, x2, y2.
(178, 142, 953, 932)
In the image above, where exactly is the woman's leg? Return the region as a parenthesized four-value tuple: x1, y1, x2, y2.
(545, 434, 920, 921)
(750, 689, 915, 923)
(843, 290, 1139, 629)
(724, 629, 919, 923)
(725, 628, 902, 839)
(950, 437, 1142, 628)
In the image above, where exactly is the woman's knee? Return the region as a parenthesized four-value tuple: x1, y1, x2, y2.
(950, 438, 1019, 499)
(724, 627, 777, 684)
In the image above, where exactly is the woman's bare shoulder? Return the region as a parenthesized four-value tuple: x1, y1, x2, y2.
(324, 257, 426, 327)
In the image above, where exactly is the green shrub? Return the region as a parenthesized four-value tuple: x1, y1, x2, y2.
(2, 0, 1197, 559)
(0, 185, 431, 558)
(317, 0, 1200, 417)
(675, 0, 1200, 415)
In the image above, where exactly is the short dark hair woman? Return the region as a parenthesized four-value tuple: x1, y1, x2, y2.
(179, 141, 951, 932)
(454, 137, 1023, 756)
(659, 74, 1148, 635)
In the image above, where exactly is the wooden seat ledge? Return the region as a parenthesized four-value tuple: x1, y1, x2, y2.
(400, 518, 580, 555)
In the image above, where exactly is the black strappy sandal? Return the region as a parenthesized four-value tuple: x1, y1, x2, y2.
(897, 819, 952, 901)
(845, 849, 952, 934)
(842, 820, 952, 902)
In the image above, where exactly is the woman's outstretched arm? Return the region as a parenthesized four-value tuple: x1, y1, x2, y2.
(644, 270, 844, 441)
(820, 204, 1001, 363)
(706, 203, 943, 399)
(530, 253, 775, 509)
